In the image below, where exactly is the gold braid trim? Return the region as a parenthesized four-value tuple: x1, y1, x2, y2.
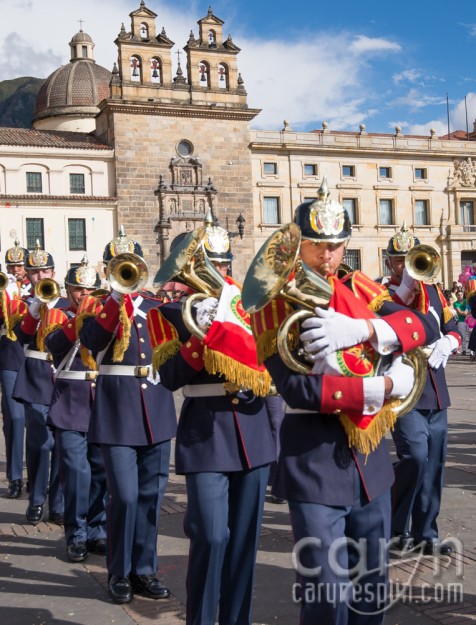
(442, 305, 455, 325)
(338, 398, 401, 457)
(203, 347, 272, 397)
(1, 292, 8, 336)
(151, 340, 182, 374)
(36, 304, 51, 352)
(75, 310, 100, 370)
(6, 313, 24, 340)
(112, 298, 131, 363)
(37, 322, 65, 352)
(367, 290, 393, 313)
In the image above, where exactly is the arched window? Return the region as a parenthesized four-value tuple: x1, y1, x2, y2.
(199, 61, 210, 88)
(208, 30, 216, 47)
(217, 63, 228, 89)
(150, 57, 162, 84)
(140, 23, 148, 39)
(130, 55, 141, 82)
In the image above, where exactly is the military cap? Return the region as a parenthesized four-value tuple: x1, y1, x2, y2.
(64, 255, 101, 288)
(5, 239, 28, 266)
(103, 225, 143, 263)
(386, 223, 420, 256)
(26, 240, 55, 269)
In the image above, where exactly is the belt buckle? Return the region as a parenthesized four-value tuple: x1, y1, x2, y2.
(135, 366, 149, 378)
(85, 371, 97, 381)
(46, 353, 53, 362)
(223, 381, 240, 396)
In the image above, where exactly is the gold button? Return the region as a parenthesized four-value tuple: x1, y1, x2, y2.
(334, 409, 341, 415)
(405, 317, 412, 324)
(231, 398, 239, 405)
(67, 323, 73, 328)
(412, 332, 419, 340)
(141, 383, 147, 389)
(186, 341, 192, 348)
(192, 352, 199, 359)
(333, 391, 343, 400)
(91, 382, 96, 388)
(140, 337, 145, 343)
(382, 346, 388, 353)
(137, 323, 142, 328)
(140, 353, 146, 359)
(100, 312, 107, 319)
(368, 405, 375, 412)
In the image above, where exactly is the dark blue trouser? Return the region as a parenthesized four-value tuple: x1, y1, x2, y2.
(0, 369, 25, 482)
(391, 408, 448, 543)
(55, 429, 107, 546)
(184, 465, 270, 625)
(101, 440, 171, 578)
(288, 471, 391, 625)
(25, 402, 63, 513)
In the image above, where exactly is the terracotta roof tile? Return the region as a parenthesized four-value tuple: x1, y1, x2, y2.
(0, 128, 112, 149)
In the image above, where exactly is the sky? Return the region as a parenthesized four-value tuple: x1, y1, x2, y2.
(1, 0, 476, 136)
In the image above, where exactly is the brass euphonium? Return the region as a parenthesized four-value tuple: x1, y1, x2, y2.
(405, 244, 441, 282)
(106, 252, 148, 294)
(153, 227, 225, 340)
(0, 272, 9, 292)
(35, 278, 61, 302)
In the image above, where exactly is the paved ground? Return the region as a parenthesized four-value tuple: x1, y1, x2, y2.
(1, 356, 476, 624)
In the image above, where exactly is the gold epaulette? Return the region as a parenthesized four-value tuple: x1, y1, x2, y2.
(147, 308, 182, 373)
(37, 308, 68, 352)
(346, 271, 393, 312)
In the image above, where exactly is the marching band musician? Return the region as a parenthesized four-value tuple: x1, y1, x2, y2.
(12, 243, 68, 525)
(245, 182, 440, 625)
(41, 257, 108, 563)
(0, 240, 30, 499)
(79, 227, 176, 604)
(147, 217, 276, 625)
(383, 225, 461, 555)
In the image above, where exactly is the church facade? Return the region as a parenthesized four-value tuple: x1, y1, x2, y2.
(1, 0, 476, 285)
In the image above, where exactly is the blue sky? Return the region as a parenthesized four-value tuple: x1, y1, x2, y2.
(1, 0, 475, 136)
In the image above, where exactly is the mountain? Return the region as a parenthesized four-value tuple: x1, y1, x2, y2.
(0, 77, 44, 128)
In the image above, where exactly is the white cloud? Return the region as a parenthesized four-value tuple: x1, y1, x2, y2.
(393, 69, 424, 85)
(348, 35, 401, 54)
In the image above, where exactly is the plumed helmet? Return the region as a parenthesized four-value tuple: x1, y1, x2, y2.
(103, 225, 143, 263)
(25, 240, 55, 270)
(293, 177, 352, 243)
(386, 223, 420, 256)
(5, 239, 29, 266)
(64, 254, 101, 289)
(202, 208, 233, 263)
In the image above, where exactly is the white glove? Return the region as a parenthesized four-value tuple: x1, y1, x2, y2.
(6, 273, 17, 285)
(195, 297, 219, 332)
(385, 356, 415, 398)
(110, 289, 123, 303)
(28, 297, 42, 320)
(300, 307, 370, 359)
(427, 335, 455, 370)
(394, 269, 418, 305)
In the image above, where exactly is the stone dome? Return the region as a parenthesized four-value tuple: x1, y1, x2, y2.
(33, 30, 112, 132)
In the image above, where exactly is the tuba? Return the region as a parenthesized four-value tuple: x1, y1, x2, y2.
(242, 223, 427, 416)
(405, 244, 441, 282)
(106, 253, 148, 294)
(153, 227, 225, 340)
(35, 278, 61, 303)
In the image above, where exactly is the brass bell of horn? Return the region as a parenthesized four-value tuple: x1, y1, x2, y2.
(405, 244, 441, 282)
(35, 278, 61, 303)
(153, 227, 225, 340)
(106, 252, 148, 294)
(0, 272, 9, 292)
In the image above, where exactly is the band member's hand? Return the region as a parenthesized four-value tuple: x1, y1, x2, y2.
(300, 307, 370, 357)
(384, 356, 414, 398)
(394, 269, 418, 305)
(427, 335, 455, 370)
(196, 297, 219, 332)
(28, 297, 42, 319)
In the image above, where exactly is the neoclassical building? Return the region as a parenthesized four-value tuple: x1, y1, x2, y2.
(1, 0, 476, 284)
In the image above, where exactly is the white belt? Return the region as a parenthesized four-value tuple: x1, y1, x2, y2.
(56, 370, 97, 381)
(25, 349, 53, 362)
(284, 404, 318, 415)
(183, 382, 245, 398)
(99, 364, 152, 377)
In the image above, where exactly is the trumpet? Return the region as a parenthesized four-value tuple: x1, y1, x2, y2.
(153, 227, 225, 340)
(0, 271, 10, 292)
(35, 278, 61, 302)
(106, 252, 148, 294)
(405, 244, 441, 282)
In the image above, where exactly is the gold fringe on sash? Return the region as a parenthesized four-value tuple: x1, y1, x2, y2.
(151, 339, 182, 374)
(6, 313, 23, 340)
(338, 398, 401, 457)
(75, 309, 100, 369)
(442, 305, 455, 325)
(255, 327, 299, 366)
(203, 347, 272, 397)
(112, 298, 131, 363)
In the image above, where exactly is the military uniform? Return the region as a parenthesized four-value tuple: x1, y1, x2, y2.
(43, 258, 108, 562)
(150, 220, 276, 625)
(384, 226, 461, 553)
(12, 245, 67, 524)
(245, 186, 440, 625)
(79, 228, 176, 604)
(0, 240, 30, 498)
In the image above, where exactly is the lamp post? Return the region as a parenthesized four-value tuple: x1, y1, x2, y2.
(236, 213, 245, 239)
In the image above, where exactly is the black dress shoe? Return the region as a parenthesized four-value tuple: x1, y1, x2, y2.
(269, 494, 288, 505)
(422, 541, 453, 556)
(48, 512, 64, 525)
(67, 542, 88, 562)
(87, 538, 107, 555)
(129, 573, 170, 600)
(26, 504, 44, 525)
(392, 532, 414, 551)
(7, 480, 22, 499)
(108, 575, 133, 604)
